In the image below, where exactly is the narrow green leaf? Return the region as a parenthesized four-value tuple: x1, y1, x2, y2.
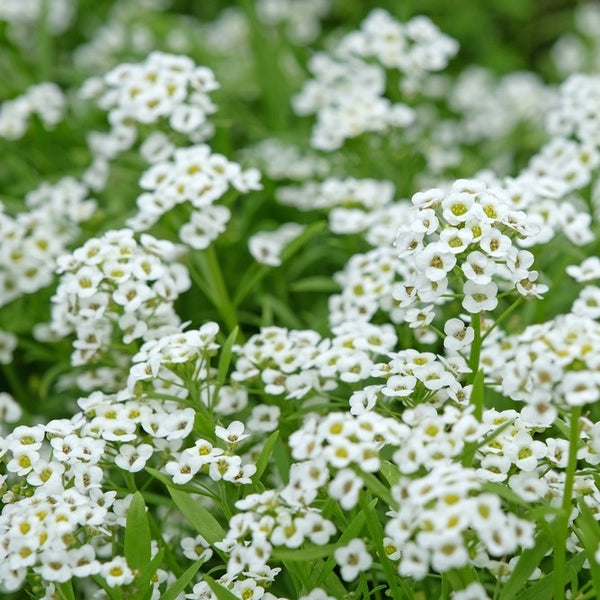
(135, 548, 165, 598)
(352, 466, 396, 509)
(272, 543, 337, 562)
(513, 553, 585, 600)
(167, 487, 225, 544)
(159, 558, 205, 600)
(125, 491, 151, 572)
(204, 574, 239, 600)
(273, 436, 291, 484)
(312, 500, 373, 587)
(55, 581, 76, 600)
(499, 533, 552, 600)
(252, 430, 279, 483)
(481, 482, 530, 508)
(217, 326, 239, 387)
(380, 461, 400, 487)
(361, 496, 403, 600)
(289, 276, 341, 293)
(575, 500, 600, 599)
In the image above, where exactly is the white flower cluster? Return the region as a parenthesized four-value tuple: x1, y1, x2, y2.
(0, 177, 96, 307)
(216, 491, 334, 585)
(293, 9, 457, 150)
(0, 82, 66, 140)
(386, 463, 535, 579)
(483, 142, 597, 248)
(393, 178, 546, 324)
(256, 0, 330, 43)
(546, 73, 600, 144)
(277, 177, 395, 213)
(566, 256, 600, 319)
(0, 418, 130, 591)
(128, 322, 220, 395)
(165, 421, 257, 485)
(487, 314, 600, 413)
(232, 323, 397, 400)
(0, 392, 22, 435)
(449, 68, 551, 144)
(81, 52, 219, 159)
(0, 0, 74, 36)
(49, 229, 190, 367)
(127, 144, 261, 248)
(242, 139, 329, 181)
(248, 223, 304, 267)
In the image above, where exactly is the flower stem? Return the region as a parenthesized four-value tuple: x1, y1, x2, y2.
(554, 406, 582, 600)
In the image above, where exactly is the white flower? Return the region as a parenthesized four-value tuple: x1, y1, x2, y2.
(443, 318, 474, 352)
(215, 421, 251, 444)
(462, 281, 498, 314)
(100, 556, 134, 587)
(334, 538, 372, 581)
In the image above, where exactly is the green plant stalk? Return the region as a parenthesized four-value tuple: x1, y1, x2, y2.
(554, 406, 582, 600)
(481, 296, 525, 344)
(467, 312, 482, 385)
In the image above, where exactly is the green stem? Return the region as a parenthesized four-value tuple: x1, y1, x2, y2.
(481, 296, 525, 343)
(467, 312, 482, 385)
(554, 406, 582, 600)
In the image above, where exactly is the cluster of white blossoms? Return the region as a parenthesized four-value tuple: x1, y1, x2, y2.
(48, 229, 190, 368)
(566, 256, 600, 319)
(231, 323, 397, 400)
(449, 69, 551, 146)
(277, 177, 395, 214)
(165, 421, 257, 485)
(485, 313, 600, 414)
(386, 463, 535, 580)
(256, 0, 330, 43)
(127, 143, 261, 246)
(248, 223, 304, 267)
(0, 0, 74, 37)
(393, 178, 546, 324)
(0, 418, 132, 592)
(0, 177, 96, 307)
(242, 139, 329, 182)
(546, 73, 600, 144)
(81, 52, 219, 160)
(127, 321, 219, 396)
(293, 9, 457, 150)
(0, 82, 66, 140)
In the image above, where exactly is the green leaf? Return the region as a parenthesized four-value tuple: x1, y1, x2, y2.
(167, 487, 225, 544)
(352, 466, 397, 509)
(55, 581, 76, 600)
(252, 430, 279, 483)
(203, 574, 239, 600)
(273, 435, 291, 484)
(125, 491, 151, 572)
(574, 499, 600, 599)
(513, 553, 585, 600)
(289, 276, 341, 293)
(311, 499, 374, 587)
(272, 543, 337, 562)
(361, 496, 403, 600)
(135, 548, 165, 599)
(499, 533, 552, 600)
(159, 558, 205, 600)
(217, 326, 239, 387)
(380, 461, 400, 487)
(481, 482, 531, 508)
